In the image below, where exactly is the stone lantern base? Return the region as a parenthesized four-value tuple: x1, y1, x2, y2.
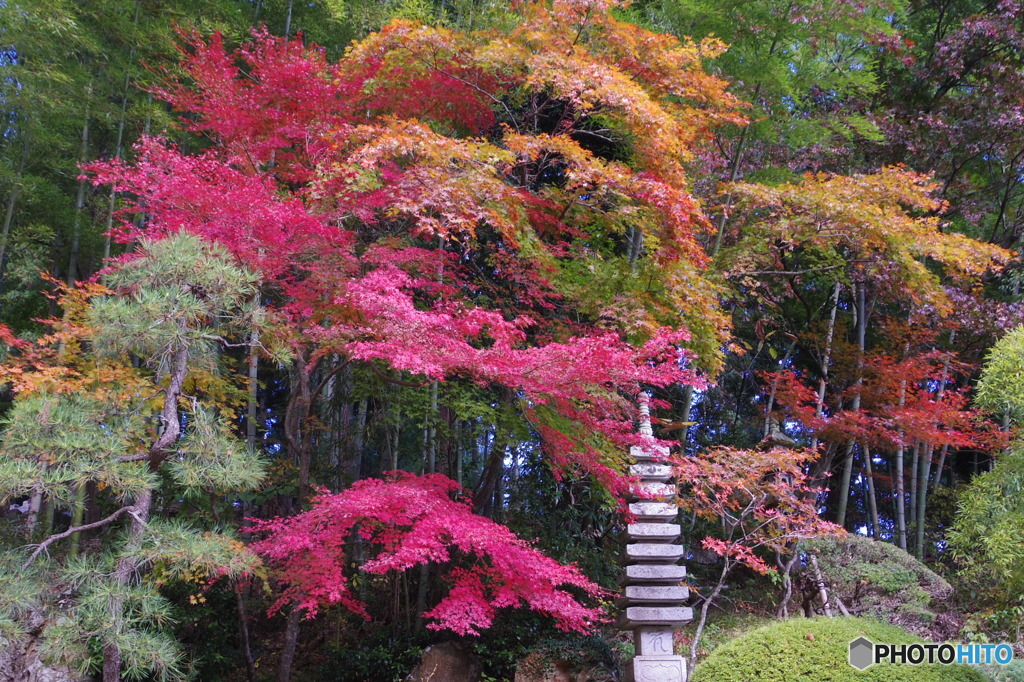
(625, 655, 686, 682)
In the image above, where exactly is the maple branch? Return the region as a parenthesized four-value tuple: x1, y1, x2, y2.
(570, 5, 594, 48)
(22, 506, 136, 569)
(404, 49, 521, 134)
(312, 357, 353, 402)
(572, 128, 617, 144)
(202, 334, 266, 350)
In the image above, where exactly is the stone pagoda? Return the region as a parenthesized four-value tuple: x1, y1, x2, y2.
(618, 393, 692, 682)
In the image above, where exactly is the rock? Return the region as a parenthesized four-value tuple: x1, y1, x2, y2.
(0, 635, 85, 682)
(405, 641, 483, 682)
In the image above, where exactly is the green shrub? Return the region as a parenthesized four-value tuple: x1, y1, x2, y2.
(797, 535, 952, 635)
(975, 659, 1024, 682)
(691, 617, 985, 682)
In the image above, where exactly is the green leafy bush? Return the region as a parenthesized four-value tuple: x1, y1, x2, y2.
(797, 535, 952, 635)
(691, 617, 985, 682)
(975, 659, 1024, 682)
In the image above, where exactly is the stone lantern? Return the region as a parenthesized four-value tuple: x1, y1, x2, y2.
(618, 393, 692, 682)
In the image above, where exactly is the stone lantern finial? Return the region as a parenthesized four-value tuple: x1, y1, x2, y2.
(638, 391, 653, 437)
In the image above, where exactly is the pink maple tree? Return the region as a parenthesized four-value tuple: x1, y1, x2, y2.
(249, 472, 609, 636)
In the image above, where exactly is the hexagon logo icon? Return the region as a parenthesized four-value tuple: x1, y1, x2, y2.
(849, 637, 874, 670)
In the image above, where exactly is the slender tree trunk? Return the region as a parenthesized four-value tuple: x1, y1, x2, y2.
(775, 550, 801, 619)
(710, 123, 749, 257)
(350, 398, 368, 481)
(275, 349, 317, 682)
(0, 134, 28, 291)
(284, 0, 294, 38)
(811, 282, 841, 451)
(103, 2, 141, 262)
(414, 385, 440, 632)
(762, 340, 797, 438)
(246, 330, 259, 448)
(836, 281, 866, 528)
(627, 225, 644, 267)
(473, 424, 509, 515)
(915, 337, 953, 559)
(68, 483, 87, 558)
(390, 406, 401, 471)
(427, 381, 438, 474)
(679, 384, 694, 444)
(915, 444, 934, 560)
(235, 586, 257, 682)
(24, 483, 43, 536)
(456, 420, 464, 487)
(283, 353, 315, 510)
(687, 560, 731, 681)
(67, 100, 91, 286)
(863, 444, 879, 540)
(932, 443, 949, 492)
(910, 440, 921, 549)
(895, 356, 909, 551)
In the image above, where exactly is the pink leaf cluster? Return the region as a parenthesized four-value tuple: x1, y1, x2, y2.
(249, 473, 610, 636)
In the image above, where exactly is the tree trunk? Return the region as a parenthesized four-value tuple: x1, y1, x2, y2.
(915, 444, 933, 560)
(687, 560, 731, 681)
(895, 361, 909, 551)
(811, 282, 842, 451)
(274, 354, 320, 682)
(679, 384, 694, 445)
(284, 0, 294, 38)
(68, 483, 87, 558)
(932, 444, 950, 492)
(350, 397, 368, 481)
(0, 133, 28, 292)
(245, 330, 260, 450)
(414, 385, 440, 632)
(835, 281, 866, 528)
(762, 340, 797, 438)
(915, 337, 953, 560)
(102, 1, 141, 262)
(67, 100, 91, 286)
(910, 440, 921, 547)
(276, 607, 302, 682)
(455, 420, 464, 487)
(427, 381, 438, 474)
(235, 585, 258, 682)
(775, 550, 801, 619)
(390, 406, 401, 471)
(103, 345, 188, 682)
(809, 553, 832, 617)
(283, 353, 315, 509)
(473, 425, 509, 516)
(863, 444, 879, 540)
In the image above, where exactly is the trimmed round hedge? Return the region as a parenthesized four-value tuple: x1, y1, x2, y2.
(690, 617, 985, 682)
